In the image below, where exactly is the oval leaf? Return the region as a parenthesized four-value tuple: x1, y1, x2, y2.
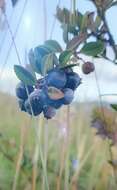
(59, 50, 72, 66)
(67, 32, 87, 50)
(41, 54, 54, 75)
(28, 49, 42, 74)
(62, 24, 69, 44)
(34, 45, 51, 58)
(14, 65, 36, 86)
(80, 41, 105, 56)
(111, 104, 117, 111)
(48, 86, 64, 100)
(44, 40, 62, 52)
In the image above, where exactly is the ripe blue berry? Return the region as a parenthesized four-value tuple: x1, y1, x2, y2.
(46, 69, 67, 89)
(25, 89, 43, 116)
(16, 82, 34, 100)
(18, 99, 26, 112)
(43, 106, 56, 119)
(62, 88, 74, 105)
(64, 67, 73, 74)
(65, 72, 81, 90)
(47, 98, 63, 109)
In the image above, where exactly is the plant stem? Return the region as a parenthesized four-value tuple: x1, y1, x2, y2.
(42, 119, 49, 190)
(64, 106, 70, 190)
(32, 118, 40, 190)
(94, 3, 117, 60)
(12, 126, 27, 190)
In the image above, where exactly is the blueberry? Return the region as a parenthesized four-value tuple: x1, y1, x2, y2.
(46, 69, 67, 89)
(43, 106, 56, 119)
(64, 67, 73, 74)
(82, 62, 95, 74)
(18, 99, 26, 112)
(42, 88, 63, 109)
(62, 88, 74, 105)
(16, 82, 34, 100)
(25, 89, 43, 116)
(65, 72, 81, 90)
(47, 98, 63, 109)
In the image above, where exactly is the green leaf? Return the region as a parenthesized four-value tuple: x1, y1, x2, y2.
(59, 50, 73, 66)
(80, 41, 105, 56)
(28, 49, 42, 74)
(44, 40, 62, 52)
(56, 7, 70, 24)
(111, 1, 117, 7)
(25, 63, 36, 79)
(14, 65, 36, 86)
(80, 12, 89, 32)
(62, 24, 69, 44)
(47, 86, 64, 100)
(94, 16, 101, 30)
(76, 11, 83, 29)
(108, 1, 117, 9)
(41, 54, 54, 75)
(67, 24, 78, 35)
(67, 32, 87, 50)
(111, 104, 117, 111)
(34, 45, 51, 58)
(59, 63, 77, 69)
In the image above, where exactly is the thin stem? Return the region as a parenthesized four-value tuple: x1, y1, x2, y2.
(12, 126, 27, 190)
(0, 0, 28, 79)
(43, 0, 47, 41)
(50, 0, 61, 39)
(94, 3, 117, 60)
(64, 106, 70, 190)
(3, 12, 22, 66)
(42, 119, 49, 190)
(32, 118, 40, 190)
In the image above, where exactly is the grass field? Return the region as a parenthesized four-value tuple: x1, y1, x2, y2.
(0, 91, 117, 190)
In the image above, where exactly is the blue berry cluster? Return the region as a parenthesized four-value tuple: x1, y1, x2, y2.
(16, 68, 81, 119)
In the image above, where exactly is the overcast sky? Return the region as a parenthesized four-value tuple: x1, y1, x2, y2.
(0, 0, 117, 102)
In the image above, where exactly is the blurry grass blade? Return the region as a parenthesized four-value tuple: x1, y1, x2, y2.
(67, 32, 87, 50)
(44, 40, 62, 52)
(47, 86, 64, 100)
(80, 41, 105, 56)
(14, 65, 36, 86)
(59, 50, 72, 66)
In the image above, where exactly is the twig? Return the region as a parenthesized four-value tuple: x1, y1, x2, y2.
(94, 2, 117, 60)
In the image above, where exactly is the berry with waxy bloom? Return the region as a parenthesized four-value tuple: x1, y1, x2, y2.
(16, 82, 34, 100)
